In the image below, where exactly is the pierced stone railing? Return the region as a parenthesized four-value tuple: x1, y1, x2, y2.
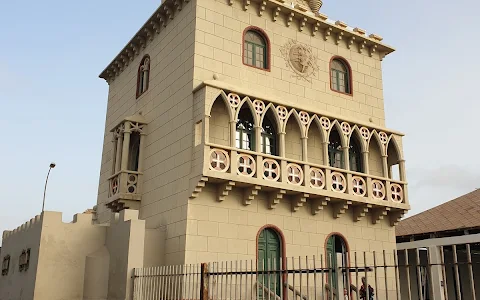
(107, 170, 143, 212)
(206, 144, 407, 207)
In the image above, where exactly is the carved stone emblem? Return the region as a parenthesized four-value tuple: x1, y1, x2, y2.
(280, 40, 319, 82)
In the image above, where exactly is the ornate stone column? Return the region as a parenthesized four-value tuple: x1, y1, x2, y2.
(322, 142, 329, 165)
(137, 131, 147, 172)
(381, 155, 389, 178)
(115, 129, 124, 173)
(111, 134, 118, 175)
(255, 125, 262, 153)
(301, 137, 308, 162)
(121, 122, 132, 171)
(229, 120, 236, 148)
(399, 159, 407, 181)
(362, 151, 369, 174)
(279, 132, 286, 157)
(342, 146, 350, 170)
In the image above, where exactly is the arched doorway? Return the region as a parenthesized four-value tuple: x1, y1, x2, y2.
(326, 234, 350, 298)
(258, 227, 282, 296)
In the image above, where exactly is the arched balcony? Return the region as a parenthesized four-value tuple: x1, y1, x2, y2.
(203, 90, 408, 220)
(107, 114, 148, 212)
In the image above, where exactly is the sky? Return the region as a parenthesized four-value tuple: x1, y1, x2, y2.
(0, 0, 478, 244)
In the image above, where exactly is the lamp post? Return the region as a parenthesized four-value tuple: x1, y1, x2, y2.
(42, 163, 56, 213)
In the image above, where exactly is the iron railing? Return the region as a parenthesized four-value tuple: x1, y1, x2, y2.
(133, 245, 480, 300)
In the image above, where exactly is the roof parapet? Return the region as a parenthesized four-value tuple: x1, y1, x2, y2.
(99, 0, 394, 83)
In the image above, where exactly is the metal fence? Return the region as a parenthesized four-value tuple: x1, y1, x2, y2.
(133, 246, 480, 300)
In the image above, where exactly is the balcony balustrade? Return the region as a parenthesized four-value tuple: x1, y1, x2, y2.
(107, 170, 143, 212)
(204, 143, 408, 218)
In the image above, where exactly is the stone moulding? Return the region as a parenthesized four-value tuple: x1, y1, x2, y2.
(99, 0, 394, 83)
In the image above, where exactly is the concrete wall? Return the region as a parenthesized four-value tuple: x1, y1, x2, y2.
(34, 212, 107, 300)
(84, 246, 110, 300)
(106, 210, 146, 300)
(0, 210, 149, 300)
(185, 183, 398, 298)
(143, 228, 166, 268)
(0, 215, 42, 300)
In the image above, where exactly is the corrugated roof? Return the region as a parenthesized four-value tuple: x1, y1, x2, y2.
(396, 189, 480, 237)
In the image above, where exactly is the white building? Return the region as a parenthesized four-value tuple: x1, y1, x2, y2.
(396, 189, 480, 300)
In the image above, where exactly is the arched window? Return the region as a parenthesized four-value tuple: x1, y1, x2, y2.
(328, 128, 343, 169)
(243, 29, 268, 70)
(258, 227, 282, 296)
(209, 96, 231, 146)
(261, 114, 277, 155)
(387, 140, 401, 180)
(330, 58, 351, 94)
(349, 136, 363, 172)
(2, 255, 10, 276)
(236, 107, 255, 151)
(326, 234, 349, 296)
(128, 132, 141, 171)
(137, 55, 150, 98)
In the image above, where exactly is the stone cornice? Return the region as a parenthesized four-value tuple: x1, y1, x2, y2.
(195, 79, 405, 136)
(251, 0, 395, 58)
(99, 0, 394, 83)
(99, 0, 190, 83)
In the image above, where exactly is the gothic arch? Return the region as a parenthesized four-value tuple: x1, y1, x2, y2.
(235, 99, 256, 151)
(349, 125, 367, 153)
(283, 109, 306, 138)
(368, 130, 385, 177)
(307, 116, 326, 165)
(327, 120, 347, 148)
(260, 107, 279, 156)
(208, 90, 234, 122)
(260, 103, 282, 134)
(387, 135, 404, 161)
(235, 96, 259, 126)
(208, 94, 232, 146)
(307, 116, 327, 142)
(369, 130, 386, 157)
(284, 109, 304, 160)
(387, 136, 403, 180)
(348, 128, 364, 173)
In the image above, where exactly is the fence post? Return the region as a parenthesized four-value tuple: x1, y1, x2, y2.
(201, 263, 209, 300)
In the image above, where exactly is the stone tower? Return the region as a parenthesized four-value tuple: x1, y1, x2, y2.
(97, 0, 409, 277)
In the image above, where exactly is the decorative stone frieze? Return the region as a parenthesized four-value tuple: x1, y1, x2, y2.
(280, 40, 319, 82)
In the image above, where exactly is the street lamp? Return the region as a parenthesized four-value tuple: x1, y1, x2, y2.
(42, 163, 56, 213)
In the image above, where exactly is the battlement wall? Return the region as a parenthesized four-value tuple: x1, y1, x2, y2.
(0, 211, 107, 300)
(2, 214, 42, 241)
(0, 209, 151, 300)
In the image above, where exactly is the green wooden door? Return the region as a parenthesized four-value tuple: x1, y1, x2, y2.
(326, 235, 338, 294)
(258, 228, 281, 297)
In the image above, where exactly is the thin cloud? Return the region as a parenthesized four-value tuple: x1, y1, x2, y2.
(409, 165, 480, 190)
